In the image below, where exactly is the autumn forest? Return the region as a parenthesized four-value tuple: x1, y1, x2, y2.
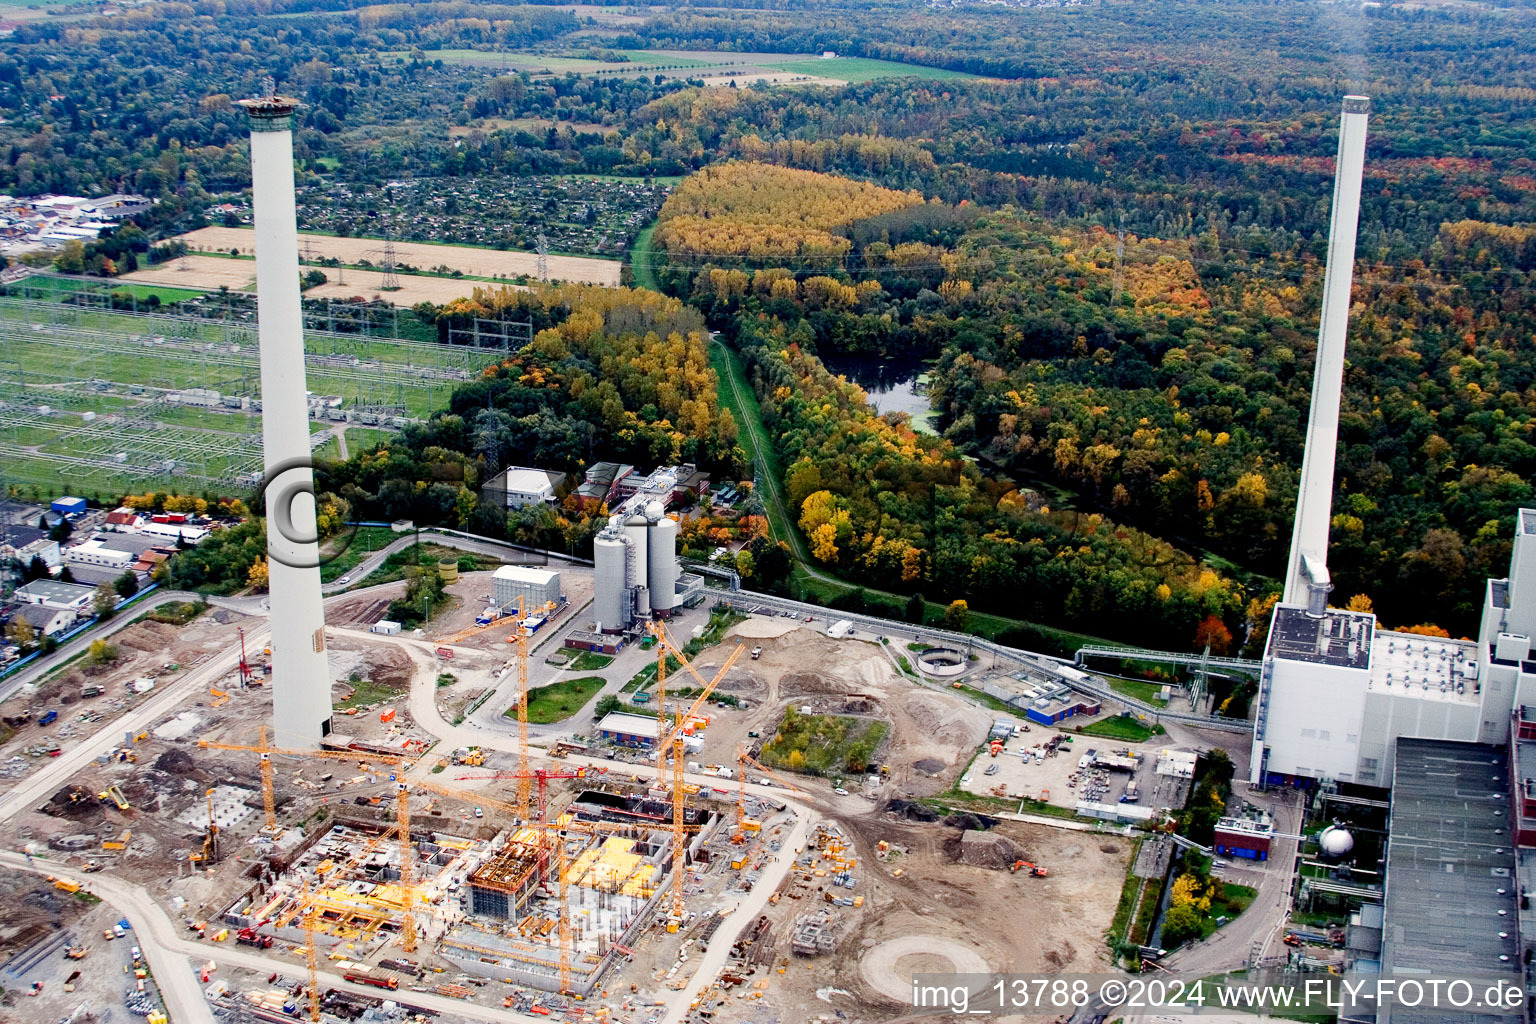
(7, 0, 1536, 653)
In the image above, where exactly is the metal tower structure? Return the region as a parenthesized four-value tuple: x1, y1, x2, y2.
(381, 237, 400, 290)
(536, 232, 549, 283)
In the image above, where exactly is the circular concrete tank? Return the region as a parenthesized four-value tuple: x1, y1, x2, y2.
(648, 513, 679, 614)
(593, 531, 628, 633)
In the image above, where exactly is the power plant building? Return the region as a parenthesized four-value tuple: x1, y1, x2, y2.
(1252, 96, 1536, 788)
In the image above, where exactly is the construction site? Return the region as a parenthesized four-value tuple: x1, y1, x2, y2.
(0, 561, 1167, 1024)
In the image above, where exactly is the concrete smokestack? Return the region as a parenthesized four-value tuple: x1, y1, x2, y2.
(1282, 96, 1370, 612)
(238, 90, 333, 748)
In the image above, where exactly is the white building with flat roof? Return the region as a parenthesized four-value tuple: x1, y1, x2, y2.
(64, 538, 134, 570)
(502, 467, 561, 509)
(15, 578, 96, 611)
(492, 565, 562, 614)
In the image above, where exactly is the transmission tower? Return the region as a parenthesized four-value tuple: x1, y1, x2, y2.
(381, 237, 400, 290)
(536, 231, 549, 283)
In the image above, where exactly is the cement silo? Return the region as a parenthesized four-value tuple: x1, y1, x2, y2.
(647, 503, 679, 616)
(593, 529, 629, 633)
(623, 512, 650, 620)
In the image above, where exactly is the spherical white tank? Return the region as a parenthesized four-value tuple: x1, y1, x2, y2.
(649, 513, 679, 613)
(593, 531, 629, 633)
(1318, 825, 1355, 858)
(623, 514, 649, 589)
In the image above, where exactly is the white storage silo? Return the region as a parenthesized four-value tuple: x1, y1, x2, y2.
(648, 505, 679, 615)
(623, 513, 649, 594)
(593, 530, 629, 633)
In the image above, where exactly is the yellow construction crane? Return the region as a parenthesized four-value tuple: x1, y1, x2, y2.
(505, 599, 557, 818)
(197, 727, 416, 833)
(651, 623, 669, 786)
(410, 778, 659, 995)
(653, 625, 745, 929)
(733, 749, 800, 843)
(197, 729, 420, 953)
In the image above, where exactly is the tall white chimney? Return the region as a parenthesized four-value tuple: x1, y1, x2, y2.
(238, 91, 334, 749)
(1283, 96, 1370, 615)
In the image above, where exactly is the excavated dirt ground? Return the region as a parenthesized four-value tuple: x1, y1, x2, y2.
(681, 626, 992, 800)
(707, 813, 1131, 1024)
(0, 609, 257, 799)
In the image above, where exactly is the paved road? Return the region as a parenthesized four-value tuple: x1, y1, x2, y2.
(658, 808, 815, 1024)
(0, 854, 219, 1024)
(0, 620, 271, 825)
(323, 527, 591, 595)
(1161, 787, 1304, 975)
(0, 588, 235, 699)
(0, 854, 559, 1024)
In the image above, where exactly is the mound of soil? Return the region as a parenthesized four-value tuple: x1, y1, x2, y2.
(883, 798, 940, 823)
(116, 620, 180, 653)
(912, 758, 947, 776)
(943, 812, 999, 832)
(901, 695, 990, 750)
(154, 749, 198, 775)
(951, 829, 1020, 870)
(779, 671, 835, 696)
(43, 786, 102, 820)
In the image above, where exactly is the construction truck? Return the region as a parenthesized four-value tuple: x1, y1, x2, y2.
(47, 876, 81, 893)
(343, 969, 400, 990)
(98, 785, 130, 810)
(1009, 860, 1048, 877)
(235, 928, 273, 949)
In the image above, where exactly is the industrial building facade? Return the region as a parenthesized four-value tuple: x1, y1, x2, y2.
(492, 566, 563, 615)
(596, 712, 663, 749)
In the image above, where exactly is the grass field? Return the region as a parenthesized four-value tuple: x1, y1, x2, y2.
(567, 650, 614, 671)
(615, 50, 713, 67)
(411, 50, 618, 72)
(337, 676, 406, 711)
(513, 675, 607, 723)
(759, 707, 889, 776)
(763, 57, 978, 82)
(1078, 716, 1161, 742)
(631, 223, 661, 291)
(319, 527, 400, 584)
(0, 291, 487, 496)
(1105, 676, 1172, 706)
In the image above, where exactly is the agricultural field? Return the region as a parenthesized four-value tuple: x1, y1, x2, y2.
(761, 57, 981, 82)
(170, 226, 619, 287)
(0, 283, 493, 497)
(402, 48, 971, 88)
(293, 175, 671, 260)
(122, 255, 503, 308)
